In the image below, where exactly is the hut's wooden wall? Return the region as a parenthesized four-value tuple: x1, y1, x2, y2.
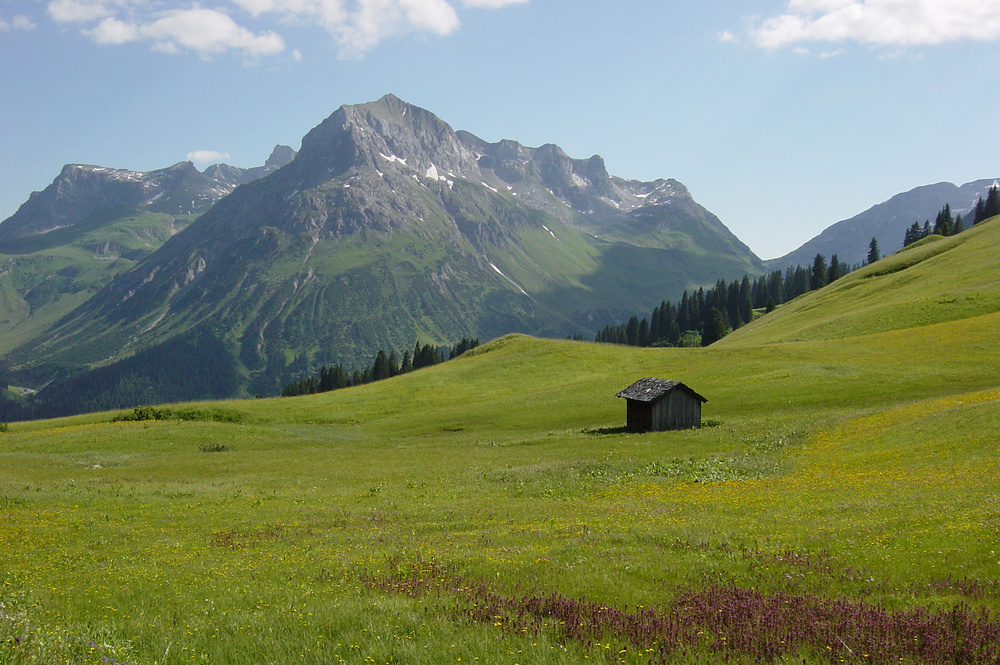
(651, 390, 701, 430)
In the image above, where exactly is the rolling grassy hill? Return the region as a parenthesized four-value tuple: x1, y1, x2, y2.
(2, 220, 1000, 663)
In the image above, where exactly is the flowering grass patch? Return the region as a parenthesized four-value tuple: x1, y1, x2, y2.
(362, 562, 1000, 664)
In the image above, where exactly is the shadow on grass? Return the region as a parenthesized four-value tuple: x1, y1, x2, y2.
(583, 421, 722, 436)
(581, 425, 631, 436)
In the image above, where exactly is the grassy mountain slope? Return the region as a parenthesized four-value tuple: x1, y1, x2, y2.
(727, 216, 1000, 345)
(0, 208, 189, 355)
(2, 217, 1000, 662)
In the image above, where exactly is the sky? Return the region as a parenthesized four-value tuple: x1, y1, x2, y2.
(2, 0, 1000, 260)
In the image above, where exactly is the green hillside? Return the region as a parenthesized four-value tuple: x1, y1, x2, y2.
(0, 208, 189, 355)
(724, 216, 1000, 345)
(2, 220, 1000, 663)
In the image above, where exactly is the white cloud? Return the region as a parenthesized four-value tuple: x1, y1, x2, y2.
(717, 30, 736, 43)
(399, 0, 459, 35)
(53, 3, 286, 57)
(88, 16, 139, 43)
(140, 8, 285, 56)
(229, 0, 524, 57)
(187, 150, 231, 163)
(751, 0, 1000, 49)
(0, 15, 38, 31)
(46, 0, 526, 58)
(48, 0, 114, 23)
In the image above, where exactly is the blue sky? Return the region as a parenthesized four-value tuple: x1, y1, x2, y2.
(2, 0, 999, 260)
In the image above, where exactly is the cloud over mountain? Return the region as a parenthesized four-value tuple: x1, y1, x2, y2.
(751, 0, 1000, 50)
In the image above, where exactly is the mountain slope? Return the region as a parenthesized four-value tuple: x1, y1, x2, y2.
(0, 94, 762, 409)
(724, 214, 1000, 346)
(0, 147, 295, 355)
(767, 179, 998, 270)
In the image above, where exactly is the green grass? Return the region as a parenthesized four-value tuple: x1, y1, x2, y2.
(3, 222, 1000, 663)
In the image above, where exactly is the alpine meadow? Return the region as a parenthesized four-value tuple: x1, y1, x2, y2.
(2, 208, 1000, 664)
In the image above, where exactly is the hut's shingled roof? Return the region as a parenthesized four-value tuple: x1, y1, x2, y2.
(615, 378, 707, 403)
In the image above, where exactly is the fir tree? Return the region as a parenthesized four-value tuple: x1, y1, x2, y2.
(767, 270, 784, 305)
(625, 316, 640, 346)
(701, 308, 729, 346)
(810, 253, 828, 291)
(637, 318, 650, 347)
(867, 237, 880, 265)
(933, 204, 953, 236)
(986, 185, 1000, 219)
(974, 196, 987, 224)
(738, 276, 752, 325)
(829, 254, 843, 282)
(371, 350, 390, 381)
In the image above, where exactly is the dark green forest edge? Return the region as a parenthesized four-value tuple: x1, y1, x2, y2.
(280, 338, 480, 397)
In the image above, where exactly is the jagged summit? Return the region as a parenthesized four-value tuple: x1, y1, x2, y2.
(0, 146, 297, 243)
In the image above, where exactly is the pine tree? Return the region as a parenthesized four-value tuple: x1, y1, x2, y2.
(767, 270, 784, 305)
(867, 237, 880, 265)
(985, 185, 1000, 220)
(625, 316, 640, 346)
(828, 254, 843, 282)
(738, 276, 752, 325)
(953, 214, 964, 234)
(975, 196, 987, 224)
(933, 204, 953, 236)
(726, 280, 742, 329)
(637, 318, 650, 347)
(701, 308, 729, 346)
(677, 291, 691, 334)
(810, 254, 828, 291)
(372, 350, 390, 381)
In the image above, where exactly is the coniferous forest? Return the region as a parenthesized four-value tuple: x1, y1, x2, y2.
(280, 338, 480, 397)
(594, 256, 853, 348)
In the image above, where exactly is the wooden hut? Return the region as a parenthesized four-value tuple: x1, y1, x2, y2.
(615, 378, 707, 432)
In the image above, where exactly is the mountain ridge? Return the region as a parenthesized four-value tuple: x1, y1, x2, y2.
(767, 178, 999, 270)
(0, 94, 763, 413)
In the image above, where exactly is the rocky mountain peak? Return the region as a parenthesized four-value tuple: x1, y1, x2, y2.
(264, 145, 296, 170)
(297, 94, 482, 183)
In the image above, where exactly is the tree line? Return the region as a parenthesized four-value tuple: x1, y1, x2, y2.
(903, 185, 999, 248)
(595, 255, 854, 348)
(281, 338, 480, 397)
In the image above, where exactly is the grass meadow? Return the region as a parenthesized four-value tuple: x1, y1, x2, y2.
(3, 221, 1000, 664)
